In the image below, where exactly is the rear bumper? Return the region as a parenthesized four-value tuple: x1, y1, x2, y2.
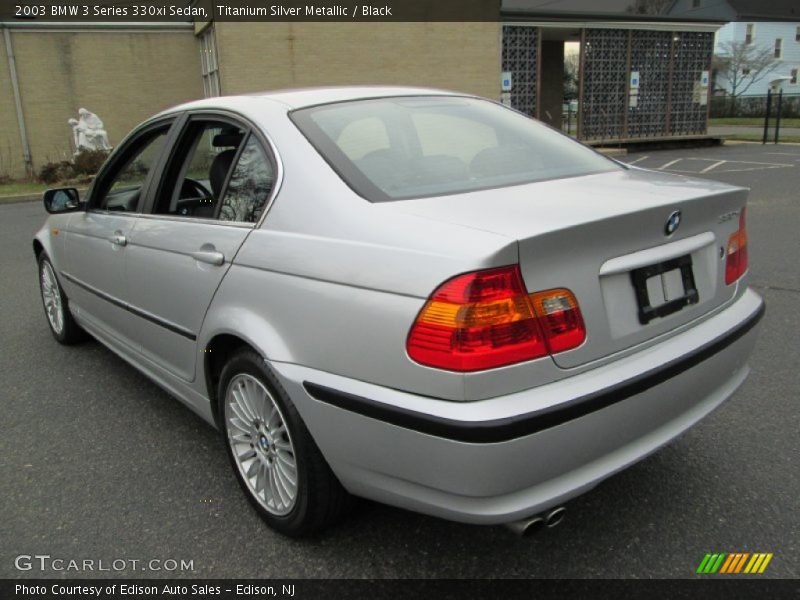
(271, 288, 764, 525)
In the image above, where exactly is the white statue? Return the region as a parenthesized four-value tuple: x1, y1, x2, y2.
(68, 108, 112, 153)
(67, 118, 87, 152)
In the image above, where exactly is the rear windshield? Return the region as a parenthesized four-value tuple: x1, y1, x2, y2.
(290, 96, 619, 202)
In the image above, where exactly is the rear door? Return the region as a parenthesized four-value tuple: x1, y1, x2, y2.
(126, 113, 278, 381)
(63, 121, 173, 348)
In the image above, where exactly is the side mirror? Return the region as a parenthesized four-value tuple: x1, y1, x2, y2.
(43, 188, 82, 214)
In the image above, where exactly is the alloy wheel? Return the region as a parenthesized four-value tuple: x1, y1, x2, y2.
(40, 261, 64, 335)
(224, 373, 298, 515)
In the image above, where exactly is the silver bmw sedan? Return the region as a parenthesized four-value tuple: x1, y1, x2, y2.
(34, 87, 763, 536)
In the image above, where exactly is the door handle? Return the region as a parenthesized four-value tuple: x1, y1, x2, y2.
(109, 233, 127, 246)
(190, 250, 225, 266)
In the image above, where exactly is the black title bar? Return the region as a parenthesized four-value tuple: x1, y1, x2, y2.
(2, 1, 501, 22)
(3, 579, 800, 600)
(4, 0, 800, 22)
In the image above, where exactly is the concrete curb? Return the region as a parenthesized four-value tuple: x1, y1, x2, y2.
(596, 147, 628, 156)
(722, 139, 800, 146)
(0, 193, 41, 205)
(0, 186, 90, 205)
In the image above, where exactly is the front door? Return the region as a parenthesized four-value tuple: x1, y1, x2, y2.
(125, 116, 277, 381)
(63, 123, 172, 348)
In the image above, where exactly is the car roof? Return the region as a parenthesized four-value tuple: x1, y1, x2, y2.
(161, 86, 463, 115)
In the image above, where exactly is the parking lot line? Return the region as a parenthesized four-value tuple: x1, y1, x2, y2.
(700, 160, 727, 173)
(713, 159, 793, 173)
(720, 159, 793, 166)
(657, 158, 682, 170)
(716, 166, 791, 173)
(765, 152, 800, 158)
(623, 153, 795, 175)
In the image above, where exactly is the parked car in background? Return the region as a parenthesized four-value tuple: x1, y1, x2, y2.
(35, 87, 763, 536)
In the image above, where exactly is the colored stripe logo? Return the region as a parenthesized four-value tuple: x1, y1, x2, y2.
(696, 552, 773, 574)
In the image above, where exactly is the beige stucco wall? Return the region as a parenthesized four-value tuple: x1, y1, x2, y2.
(1, 23, 501, 180)
(213, 22, 500, 100)
(3, 28, 202, 178)
(0, 36, 24, 178)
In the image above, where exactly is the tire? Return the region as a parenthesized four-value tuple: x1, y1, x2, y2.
(38, 254, 87, 345)
(218, 349, 351, 536)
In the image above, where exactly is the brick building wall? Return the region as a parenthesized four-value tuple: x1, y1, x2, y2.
(0, 35, 23, 177)
(1, 22, 501, 180)
(1, 26, 202, 179)
(212, 22, 500, 99)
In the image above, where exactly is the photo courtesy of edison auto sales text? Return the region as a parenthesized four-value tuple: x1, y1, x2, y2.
(14, 584, 295, 597)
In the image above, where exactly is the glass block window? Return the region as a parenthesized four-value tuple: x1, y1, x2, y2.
(501, 25, 539, 118)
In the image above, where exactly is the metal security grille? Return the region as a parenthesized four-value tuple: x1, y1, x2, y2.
(579, 29, 628, 141)
(627, 31, 672, 138)
(579, 28, 713, 141)
(670, 32, 714, 136)
(501, 25, 539, 117)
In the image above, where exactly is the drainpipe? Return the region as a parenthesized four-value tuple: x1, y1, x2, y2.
(3, 26, 33, 178)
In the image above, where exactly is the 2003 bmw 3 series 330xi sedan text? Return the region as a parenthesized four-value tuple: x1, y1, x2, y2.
(34, 87, 764, 536)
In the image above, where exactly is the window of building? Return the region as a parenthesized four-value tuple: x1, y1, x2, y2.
(199, 27, 220, 97)
(691, 0, 701, 7)
(742, 67, 751, 75)
(774, 38, 782, 58)
(745, 24, 754, 44)
(791, 69, 798, 85)
(796, 26, 800, 42)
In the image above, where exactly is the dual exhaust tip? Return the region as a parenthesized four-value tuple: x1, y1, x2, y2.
(504, 506, 566, 537)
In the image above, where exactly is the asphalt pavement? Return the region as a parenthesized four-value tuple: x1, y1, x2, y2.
(1, 143, 798, 578)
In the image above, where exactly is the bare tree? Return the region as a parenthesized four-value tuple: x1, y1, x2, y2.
(564, 51, 580, 101)
(714, 40, 779, 99)
(625, 0, 674, 16)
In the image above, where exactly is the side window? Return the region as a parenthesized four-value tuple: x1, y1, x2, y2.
(154, 120, 245, 219)
(93, 127, 169, 212)
(219, 136, 274, 223)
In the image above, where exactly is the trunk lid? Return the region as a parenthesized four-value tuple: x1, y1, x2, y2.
(388, 167, 748, 368)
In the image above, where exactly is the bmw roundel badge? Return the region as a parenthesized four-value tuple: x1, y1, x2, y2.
(665, 210, 681, 236)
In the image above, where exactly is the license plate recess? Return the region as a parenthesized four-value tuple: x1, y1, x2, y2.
(630, 254, 699, 325)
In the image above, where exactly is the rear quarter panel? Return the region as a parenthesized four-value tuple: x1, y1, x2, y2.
(196, 96, 547, 401)
(200, 216, 530, 400)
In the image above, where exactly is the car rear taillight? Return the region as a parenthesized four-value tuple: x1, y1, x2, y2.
(530, 289, 586, 354)
(725, 208, 748, 285)
(406, 265, 585, 371)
